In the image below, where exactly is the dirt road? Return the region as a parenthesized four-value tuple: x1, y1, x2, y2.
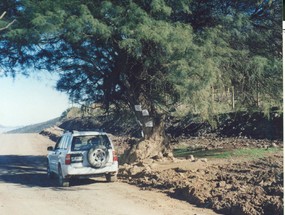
(0, 134, 219, 215)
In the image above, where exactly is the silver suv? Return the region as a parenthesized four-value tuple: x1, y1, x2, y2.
(47, 130, 119, 187)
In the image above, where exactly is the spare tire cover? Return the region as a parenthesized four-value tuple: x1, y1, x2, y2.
(87, 146, 109, 168)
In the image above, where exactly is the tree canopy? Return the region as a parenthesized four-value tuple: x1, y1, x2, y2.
(0, 0, 282, 134)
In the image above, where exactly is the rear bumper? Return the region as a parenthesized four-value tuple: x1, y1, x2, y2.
(62, 162, 118, 178)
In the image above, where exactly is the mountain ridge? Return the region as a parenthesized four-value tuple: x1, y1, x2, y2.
(7, 117, 60, 134)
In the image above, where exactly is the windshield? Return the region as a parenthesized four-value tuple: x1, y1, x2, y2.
(71, 135, 111, 151)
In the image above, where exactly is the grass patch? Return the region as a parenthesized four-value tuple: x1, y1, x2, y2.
(173, 147, 280, 159)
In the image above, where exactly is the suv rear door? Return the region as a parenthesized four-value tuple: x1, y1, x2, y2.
(50, 135, 69, 173)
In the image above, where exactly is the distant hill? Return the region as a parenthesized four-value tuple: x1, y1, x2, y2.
(0, 126, 22, 134)
(7, 118, 60, 134)
(6, 107, 88, 134)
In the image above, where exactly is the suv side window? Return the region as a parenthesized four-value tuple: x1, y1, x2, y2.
(58, 135, 68, 149)
(54, 134, 71, 150)
(62, 135, 70, 150)
(54, 137, 62, 150)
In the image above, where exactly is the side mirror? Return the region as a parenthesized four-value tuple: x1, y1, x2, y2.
(47, 146, 54, 151)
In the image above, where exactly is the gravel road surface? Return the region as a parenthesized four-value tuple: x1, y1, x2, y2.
(0, 134, 219, 215)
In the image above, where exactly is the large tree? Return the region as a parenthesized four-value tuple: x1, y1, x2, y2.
(1, 0, 201, 160)
(0, 0, 282, 161)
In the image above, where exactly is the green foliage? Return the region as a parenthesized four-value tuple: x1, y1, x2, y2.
(184, 0, 283, 117)
(0, 0, 282, 127)
(151, 0, 172, 15)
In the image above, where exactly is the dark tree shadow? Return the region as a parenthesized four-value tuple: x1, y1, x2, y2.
(0, 155, 57, 187)
(0, 155, 103, 188)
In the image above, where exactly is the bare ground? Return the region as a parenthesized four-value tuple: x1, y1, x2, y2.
(118, 137, 283, 215)
(0, 133, 219, 215)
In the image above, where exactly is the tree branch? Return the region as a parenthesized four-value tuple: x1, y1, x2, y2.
(0, 11, 16, 31)
(0, 19, 16, 31)
(0, 11, 6, 19)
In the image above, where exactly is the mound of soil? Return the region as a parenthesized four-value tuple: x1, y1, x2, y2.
(120, 156, 283, 215)
(39, 126, 64, 142)
(119, 142, 283, 215)
(166, 111, 283, 140)
(172, 136, 282, 153)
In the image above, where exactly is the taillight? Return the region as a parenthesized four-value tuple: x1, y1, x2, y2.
(65, 154, 71, 165)
(113, 151, 118, 162)
(65, 154, 83, 165)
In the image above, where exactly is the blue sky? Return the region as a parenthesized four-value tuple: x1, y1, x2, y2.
(0, 72, 70, 127)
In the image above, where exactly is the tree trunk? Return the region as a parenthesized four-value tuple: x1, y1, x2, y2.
(120, 77, 172, 163)
(122, 113, 171, 164)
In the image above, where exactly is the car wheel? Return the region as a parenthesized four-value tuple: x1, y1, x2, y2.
(105, 173, 117, 182)
(58, 165, 69, 187)
(88, 146, 108, 168)
(47, 162, 54, 179)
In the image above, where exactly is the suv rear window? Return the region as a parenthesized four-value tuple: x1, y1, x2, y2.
(71, 135, 111, 151)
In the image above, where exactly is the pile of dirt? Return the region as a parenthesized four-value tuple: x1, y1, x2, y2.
(119, 152, 283, 215)
(39, 126, 64, 142)
(208, 156, 283, 215)
(166, 111, 283, 140)
(172, 136, 282, 152)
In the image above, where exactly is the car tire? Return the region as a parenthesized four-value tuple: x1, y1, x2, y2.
(105, 173, 117, 182)
(47, 162, 54, 179)
(58, 165, 69, 187)
(88, 146, 108, 168)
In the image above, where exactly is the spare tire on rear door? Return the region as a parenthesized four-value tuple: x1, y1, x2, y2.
(87, 145, 109, 168)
